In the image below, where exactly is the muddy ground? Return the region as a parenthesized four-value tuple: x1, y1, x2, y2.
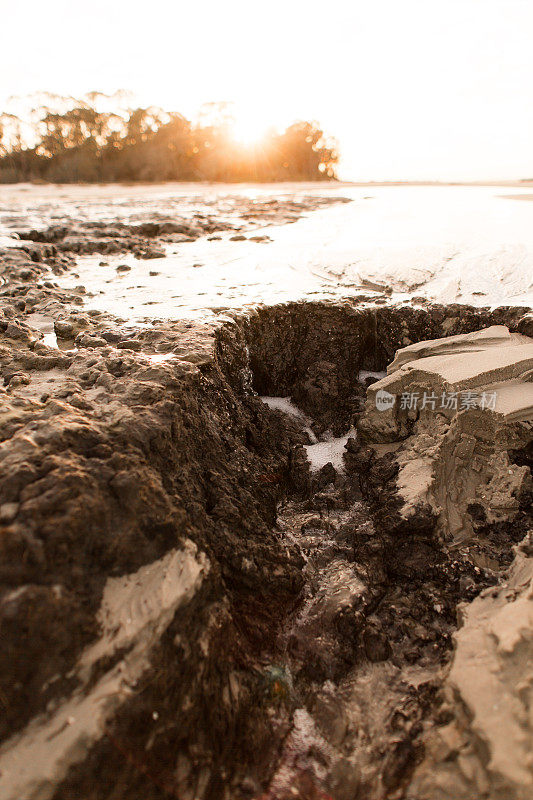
(10, 195, 351, 260)
(0, 207, 532, 800)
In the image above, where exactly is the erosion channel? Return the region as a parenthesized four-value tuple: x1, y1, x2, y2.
(0, 296, 532, 800)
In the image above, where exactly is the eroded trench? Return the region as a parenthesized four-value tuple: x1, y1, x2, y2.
(4, 302, 531, 800)
(222, 303, 531, 800)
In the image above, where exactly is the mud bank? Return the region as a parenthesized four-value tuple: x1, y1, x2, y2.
(11, 195, 350, 260)
(0, 240, 532, 799)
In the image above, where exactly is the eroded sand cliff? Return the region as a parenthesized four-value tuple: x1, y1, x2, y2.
(0, 231, 532, 799)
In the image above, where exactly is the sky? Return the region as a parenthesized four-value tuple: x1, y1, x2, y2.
(1, 0, 532, 181)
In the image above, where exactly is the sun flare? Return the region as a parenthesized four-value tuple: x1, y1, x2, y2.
(230, 112, 271, 147)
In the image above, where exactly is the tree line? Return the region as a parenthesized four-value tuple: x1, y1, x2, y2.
(0, 94, 338, 183)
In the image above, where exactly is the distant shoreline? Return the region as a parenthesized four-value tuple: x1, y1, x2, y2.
(2, 178, 533, 189)
(346, 179, 533, 187)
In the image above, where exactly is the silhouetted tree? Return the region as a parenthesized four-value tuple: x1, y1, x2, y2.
(0, 94, 338, 183)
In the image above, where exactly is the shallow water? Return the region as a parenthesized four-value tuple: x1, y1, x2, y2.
(2, 182, 533, 320)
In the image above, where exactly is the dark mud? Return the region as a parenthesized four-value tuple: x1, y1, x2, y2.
(0, 236, 532, 800)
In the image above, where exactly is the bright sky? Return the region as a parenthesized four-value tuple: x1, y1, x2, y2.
(1, 0, 532, 180)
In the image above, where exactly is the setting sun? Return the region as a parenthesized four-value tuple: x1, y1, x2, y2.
(231, 114, 271, 147)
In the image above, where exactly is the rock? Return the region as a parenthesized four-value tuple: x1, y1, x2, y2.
(6, 374, 31, 388)
(517, 312, 533, 338)
(4, 321, 34, 343)
(74, 333, 108, 348)
(54, 319, 75, 338)
(100, 329, 123, 343)
(116, 339, 142, 351)
(136, 247, 165, 259)
(317, 461, 337, 487)
(345, 436, 358, 453)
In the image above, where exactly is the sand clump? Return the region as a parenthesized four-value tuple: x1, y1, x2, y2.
(359, 325, 533, 542)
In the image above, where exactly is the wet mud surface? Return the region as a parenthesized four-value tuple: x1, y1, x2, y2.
(12, 195, 350, 260)
(0, 194, 532, 800)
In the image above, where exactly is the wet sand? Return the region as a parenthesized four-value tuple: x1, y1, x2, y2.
(1, 183, 533, 320)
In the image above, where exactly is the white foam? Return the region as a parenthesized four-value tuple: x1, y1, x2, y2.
(358, 370, 387, 383)
(43, 331, 58, 348)
(261, 396, 302, 417)
(304, 429, 356, 473)
(144, 352, 176, 364)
